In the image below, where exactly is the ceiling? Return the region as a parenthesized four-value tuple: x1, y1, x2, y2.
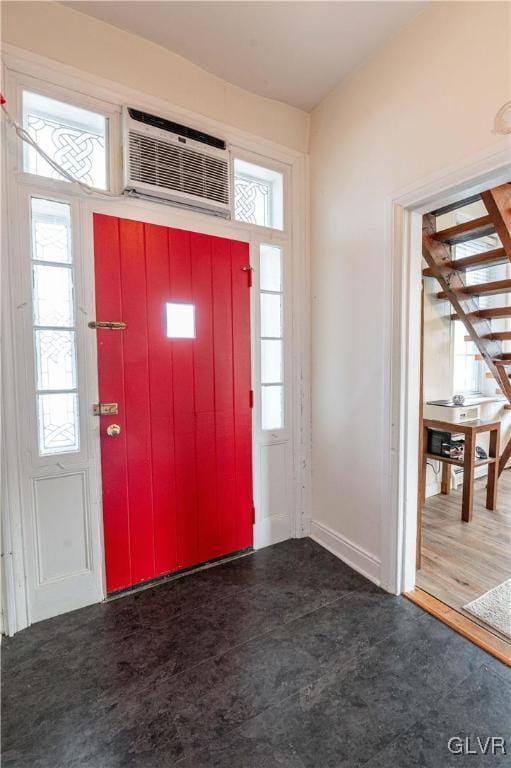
(63, 1, 428, 111)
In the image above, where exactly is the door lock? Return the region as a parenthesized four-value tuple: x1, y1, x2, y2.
(88, 321, 126, 330)
(93, 403, 118, 416)
(106, 424, 121, 437)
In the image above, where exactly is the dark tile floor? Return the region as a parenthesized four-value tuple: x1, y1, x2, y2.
(2, 538, 510, 767)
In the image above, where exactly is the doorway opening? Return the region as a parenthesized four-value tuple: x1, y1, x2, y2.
(412, 184, 511, 664)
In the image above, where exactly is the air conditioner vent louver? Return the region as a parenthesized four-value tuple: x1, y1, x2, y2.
(123, 107, 231, 218)
(127, 108, 226, 150)
(129, 132, 229, 205)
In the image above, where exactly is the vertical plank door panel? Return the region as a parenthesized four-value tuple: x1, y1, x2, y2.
(119, 219, 155, 585)
(212, 237, 237, 555)
(93, 214, 131, 592)
(168, 227, 198, 570)
(145, 223, 178, 576)
(191, 233, 219, 562)
(231, 240, 253, 552)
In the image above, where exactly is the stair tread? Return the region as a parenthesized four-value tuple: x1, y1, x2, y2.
(434, 215, 496, 245)
(437, 278, 511, 299)
(431, 193, 482, 218)
(422, 247, 508, 277)
(484, 331, 511, 341)
(451, 306, 511, 320)
(486, 371, 511, 379)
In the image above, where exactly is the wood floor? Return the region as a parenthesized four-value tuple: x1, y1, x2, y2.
(417, 467, 511, 641)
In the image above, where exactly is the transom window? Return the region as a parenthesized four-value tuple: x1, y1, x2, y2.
(234, 159, 284, 230)
(23, 91, 108, 190)
(30, 198, 80, 455)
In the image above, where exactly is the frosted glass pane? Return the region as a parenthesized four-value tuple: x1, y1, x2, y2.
(261, 339, 283, 384)
(235, 177, 271, 227)
(261, 293, 282, 338)
(262, 385, 283, 430)
(31, 198, 72, 264)
(38, 392, 79, 454)
(166, 303, 195, 338)
(23, 91, 107, 189)
(36, 330, 76, 391)
(33, 264, 74, 327)
(234, 159, 283, 230)
(260, 244, 282, 292)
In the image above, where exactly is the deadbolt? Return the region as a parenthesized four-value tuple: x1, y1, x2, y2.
(106, 424, 121, 437)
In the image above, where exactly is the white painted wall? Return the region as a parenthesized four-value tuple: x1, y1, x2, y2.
(0, 1, 309, 153)
(309, 1, 511, 583)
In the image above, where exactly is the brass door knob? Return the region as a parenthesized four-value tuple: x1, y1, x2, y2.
(106, 424, 121, 437)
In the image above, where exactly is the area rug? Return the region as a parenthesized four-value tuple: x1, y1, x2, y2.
(463, 579, 511, 639)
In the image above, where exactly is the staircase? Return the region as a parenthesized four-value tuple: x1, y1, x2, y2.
(422, 183, 511, 475)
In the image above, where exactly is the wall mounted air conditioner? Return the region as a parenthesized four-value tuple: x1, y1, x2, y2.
(123, 107, 231, 218)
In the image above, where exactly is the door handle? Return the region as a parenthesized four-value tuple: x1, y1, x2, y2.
(106, 424, 121, 437)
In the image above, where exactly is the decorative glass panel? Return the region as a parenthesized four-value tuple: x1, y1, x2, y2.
(31, 198, 72, 263)
(234, 159, 283, 230)
(260, 293, 282, 338)
(261, 340, 283, 384)
(37, 393, 79, 454)
(261, 386, 283, 431)
(259, 243, 284, 431)
(30, 198, 79, 456)
(35, 330, 76, 391)
(235, 177, 270, 226)
(166, 303, 196, 338)
(260, 244, 282, 292)
(33, 264, 74, 327)
(23, 91, 107, 189)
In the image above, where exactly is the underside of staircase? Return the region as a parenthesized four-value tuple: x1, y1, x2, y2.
(422, 183, 511, 475)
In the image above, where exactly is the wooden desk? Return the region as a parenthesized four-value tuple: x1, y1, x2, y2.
(422, 418, 501, 523)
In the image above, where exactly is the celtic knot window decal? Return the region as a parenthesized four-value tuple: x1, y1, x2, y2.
(23, 91, 107, 189)
(234, 158, 284, 230)
(30, 198, 80, 455)
(235, 177, 271, 226)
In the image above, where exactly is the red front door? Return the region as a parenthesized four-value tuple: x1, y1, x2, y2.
(93, 214, 253, 593)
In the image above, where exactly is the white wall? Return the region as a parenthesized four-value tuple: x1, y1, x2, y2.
(0, 1, 309, 154)
(309, 1, 511, 583)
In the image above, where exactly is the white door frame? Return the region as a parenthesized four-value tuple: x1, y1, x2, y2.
(381, 139, 511, 596)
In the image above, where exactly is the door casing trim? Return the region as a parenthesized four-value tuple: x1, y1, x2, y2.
(381, 138, 511, 596)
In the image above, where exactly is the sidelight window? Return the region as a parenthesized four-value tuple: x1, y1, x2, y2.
(30, 198, 80, 455)
(259, 244, 284, 430)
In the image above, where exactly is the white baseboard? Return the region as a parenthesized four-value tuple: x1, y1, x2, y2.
(254, 513, 291, 550)
(310, 520, 381, 587)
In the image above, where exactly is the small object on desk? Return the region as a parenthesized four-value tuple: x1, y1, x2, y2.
(427, 428, 464, 458)
(453, 394, 465, 406)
